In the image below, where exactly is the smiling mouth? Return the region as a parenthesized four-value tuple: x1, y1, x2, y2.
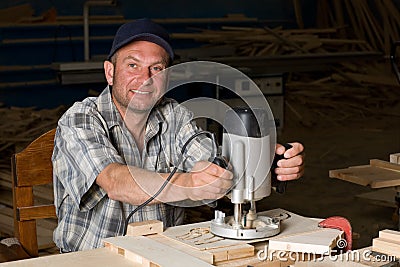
(131, 89, 151, 95)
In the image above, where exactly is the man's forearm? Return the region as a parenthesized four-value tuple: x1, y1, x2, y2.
(95, 162, 190, 205)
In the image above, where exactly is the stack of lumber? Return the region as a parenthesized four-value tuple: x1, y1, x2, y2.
(172, 26, 373, 59)
(0, 104, 66, 255)
(105, 210, 344, 267)
(316, 0, 400, 56)
(168, 1, 400, 58)
(283, 61, 400, 128)
(372, 229, 400, 258)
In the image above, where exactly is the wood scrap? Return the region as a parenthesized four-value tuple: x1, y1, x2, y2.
(390, 153, 400, 164)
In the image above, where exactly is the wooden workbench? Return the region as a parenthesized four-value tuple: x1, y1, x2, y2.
(0, 209, 396, 267)
(0, 247, 138, 267)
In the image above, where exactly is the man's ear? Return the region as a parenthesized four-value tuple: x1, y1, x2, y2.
(104, 60, 114, 85)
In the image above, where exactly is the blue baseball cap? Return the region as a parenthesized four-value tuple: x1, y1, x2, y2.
(107, 18, 174, 61)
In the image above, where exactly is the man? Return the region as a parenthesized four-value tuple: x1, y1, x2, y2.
(52, 18, 304, 252)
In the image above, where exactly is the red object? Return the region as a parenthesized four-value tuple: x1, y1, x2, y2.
(318, 216, 352, 251)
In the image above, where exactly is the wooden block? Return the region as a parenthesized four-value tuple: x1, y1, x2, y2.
(207, 244, 254, 262)
(372, 237, 400, 258)
(126, 220, 163, 237)
(379, 229, 400, 242)
(390, 153, 400, 164)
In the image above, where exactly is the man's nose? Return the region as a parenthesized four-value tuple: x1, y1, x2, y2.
(138, 67, 153, 86)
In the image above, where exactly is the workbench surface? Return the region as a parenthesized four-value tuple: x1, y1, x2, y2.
(0, 247, 138, 267)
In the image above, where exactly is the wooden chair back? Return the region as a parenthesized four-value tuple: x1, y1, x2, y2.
(11, 128, 57, 257)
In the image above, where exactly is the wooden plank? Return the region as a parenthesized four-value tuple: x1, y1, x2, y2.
(329, 164, 400, 188)
(333, 0, 346, 37)
(126, 220, 163, 237)
(370, 159, 400, 172)
(268, 228, 343, 255)
(162, 209, 323, 252)
(103, 236, 214, 267)
(0, 247, 140, 267)
(379, 229, 400, 242)
(293, 0, 304, 29)
(372, 238, 400, 258)
(17, 205, 56, 221)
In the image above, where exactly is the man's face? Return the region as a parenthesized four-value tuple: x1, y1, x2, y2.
(104, 40, 169, 116)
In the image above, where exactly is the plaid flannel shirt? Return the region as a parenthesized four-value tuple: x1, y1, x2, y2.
(52, 86, 212, 251)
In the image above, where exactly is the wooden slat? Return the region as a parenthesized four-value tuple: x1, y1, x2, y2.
(17, 205, 56, 221)
(13, 129, 55, 186)
(372, 238, 400, 258)
(370, 159, 400, 172)
(16, 220, 38, 257)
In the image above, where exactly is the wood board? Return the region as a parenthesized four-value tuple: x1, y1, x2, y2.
(372, 229, 400, 258)
(0, 247, 137, 267)
(329, 159, 400, 188)
(103, 236, 214, 267)
(268, 228, 343, 255)
(161, 209, 323, 252)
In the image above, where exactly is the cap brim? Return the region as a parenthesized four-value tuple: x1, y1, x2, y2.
(107, 33, 174, 61)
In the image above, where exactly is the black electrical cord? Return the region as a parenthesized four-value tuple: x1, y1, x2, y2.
(122, 130, 216, 235)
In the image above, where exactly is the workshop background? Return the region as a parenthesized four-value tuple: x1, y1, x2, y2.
(0, 0, 400, 255)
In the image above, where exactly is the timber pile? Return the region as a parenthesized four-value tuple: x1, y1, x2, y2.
(0, 105, 65, 254)
(283, 62, 400, 128)
(171, 0, 400, 58)
(315, 0, 400, 56)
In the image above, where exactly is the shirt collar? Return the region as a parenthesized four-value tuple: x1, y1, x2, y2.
(96, 85, 167, 136)
(96, 86, 122, 130)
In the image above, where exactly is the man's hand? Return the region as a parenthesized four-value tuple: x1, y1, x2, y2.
(185, 161, 233, 201)
(275, 142, 304, 181)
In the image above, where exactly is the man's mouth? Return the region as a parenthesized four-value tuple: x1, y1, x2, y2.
(131, 89, 151, 95)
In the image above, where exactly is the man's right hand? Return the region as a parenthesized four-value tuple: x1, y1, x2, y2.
(185, 161, 233, 201)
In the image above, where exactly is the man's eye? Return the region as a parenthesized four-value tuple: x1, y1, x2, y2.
(128, 64, 137, 68)
(152, 66, 164, 72)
